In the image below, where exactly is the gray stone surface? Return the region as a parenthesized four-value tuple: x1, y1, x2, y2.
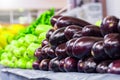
(1, 68, 120, 80)
(0, 65, 4, 80)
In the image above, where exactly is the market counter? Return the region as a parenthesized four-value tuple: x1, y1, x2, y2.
(1, 68, 120, 80)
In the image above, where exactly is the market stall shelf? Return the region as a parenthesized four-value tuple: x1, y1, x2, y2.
(1, 68, 120, 80)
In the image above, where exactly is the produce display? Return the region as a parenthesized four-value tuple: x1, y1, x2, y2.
(0, 9, 54, 69)
(0, 24, 25, 49)
(33, 15, 120, 75)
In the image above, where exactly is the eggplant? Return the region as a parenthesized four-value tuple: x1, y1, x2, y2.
(83, 57, 98, 73)
(41, 39, 49, 47)
(56, 16, 91, 29)
(66, 38, 78, 57)
(46, 29, 55, 40)
(104, 33, 120, 59)
(39, 59, 50, 71)
(47, 47, 56, 58)
(91, 41, 110, 61)
(81, 25, 102, 37)
(100, 16, 119, 36)
(77, 60, 84, 72)
(73, 31, 82, 38)
(55, 43, 68, 59)
(49, 27, 68, 49)
(50, 15, 62, 27)
(72, 37, 103, 59)
(96, 60, 112, 73)
(49, 57, 60, 72)
(59, 59, 65, 72)
(108, 60, 120, 74)
(64, 57, 78, 72)
(64, 25, 82, 40)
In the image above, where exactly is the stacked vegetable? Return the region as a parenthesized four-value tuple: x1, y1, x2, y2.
(0, 9, 54, 69)
(33, 15, 120, 74)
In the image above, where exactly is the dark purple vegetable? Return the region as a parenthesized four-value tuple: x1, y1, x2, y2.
(64, 57, 78, 72)
(46, 29, 55, 40)
(49, 57, 60, 72)
(55, 43, 68, 59)
(100, 16, 119, 36)
(32, 60, 40, 70)
(50, 15, 62, 27)
(91, 41, 110, 61)
(77, 60, 84, 72)
(108, 60, 120, 74)
(83, 57, 98, 73)
(39, 59, 50, 71)
(81, 25, 102, 37)
(66, 38, 78, 57)
(41, 39, 49, 47)
(96, 60, 112, 73)
(64, 25, 82, 40)
(59, 59, 65, 72)
(72, 37, 103, 59)
(56, 16, 91, 29)
(49, 27, 68, 49)
(104, 33, 120, 59)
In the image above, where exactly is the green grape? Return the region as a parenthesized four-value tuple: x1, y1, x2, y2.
(26, 61, 33, 69)
(38, 32, 46, 43)
(10, 40, 20, 47)
(16, 58, 27, 69)
(0, 59, 10, 67)
(26, 43, 40, 58)
(13, 49, 21, 58)
(35, 24, 52, 35)
(17, 37, 25, 46)
(24, 34, 37, 44)
(1, 52, 9, 60)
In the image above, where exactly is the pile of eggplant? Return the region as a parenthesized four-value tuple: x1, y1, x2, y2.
(33, 15, 120, 74)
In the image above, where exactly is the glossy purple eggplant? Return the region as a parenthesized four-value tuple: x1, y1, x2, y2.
(49, 27, 68, 49)
(66, 38, 78, 57)
(72, 37, 103, 59)
(32, 60, 40, 70)
(59, 59, 65, 72)
(83, 57, 98, 73)
(100, 16, 119, 36)
(73, 31, 82, 38)
(47, 47, 56, 58)
(49, 57, 60, 72)
(104, 33, 120, 59)
(91, 41, 110, 61)
(41, 39, 49, 47)
(81, 25, 102, 37)
(96, 60, 112, 73)
(64, 57, 78, 72)
(77, 60, 84, 72)
(64, 25, 82, 40)
(108, 60, 120, 74)
(46, 29, 55, 40)
(39, 59, 50, 71)
(56, 16, 91, 29)
(50, 15, 62, 27)
(55, 43, 68, 59)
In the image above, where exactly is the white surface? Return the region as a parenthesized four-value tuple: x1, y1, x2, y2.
(0, 0, 66, 10)
(106, 0, 120, 18)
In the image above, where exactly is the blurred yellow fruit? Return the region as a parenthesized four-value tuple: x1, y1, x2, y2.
(0, 24, 25, 48)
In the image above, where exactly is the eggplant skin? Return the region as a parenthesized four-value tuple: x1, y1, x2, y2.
(104, 33, 120, 59)
(56, 16, 91, 29)
(49, 27, 67, 49)
(50, 15, 62, 27)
